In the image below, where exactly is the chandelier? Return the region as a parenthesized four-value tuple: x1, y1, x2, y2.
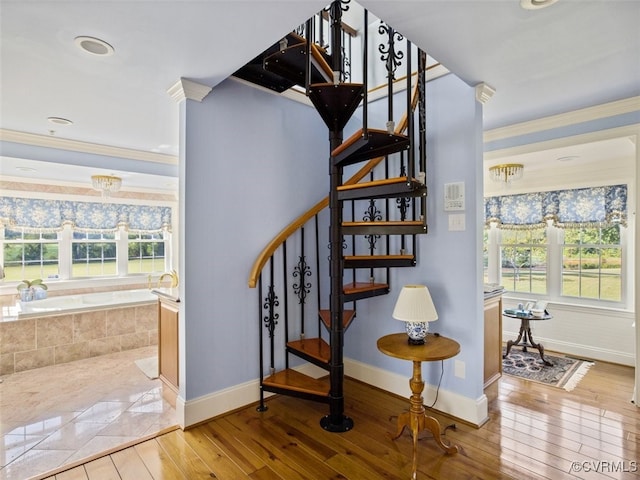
(91, 174, 122, 198)
(488, 163, 524, 184)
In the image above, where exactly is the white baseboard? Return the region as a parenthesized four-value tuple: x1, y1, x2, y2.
(175, 360, 488, 429)
(344, 357, 489, 427)
(502, 330, 635, 366)
(176, 362, 326, 428)
(175, 378, 261, 428)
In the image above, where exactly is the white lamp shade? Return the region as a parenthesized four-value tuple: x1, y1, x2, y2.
(392, 284, 438, 323)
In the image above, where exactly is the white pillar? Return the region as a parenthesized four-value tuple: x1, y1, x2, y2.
(167, 78, 213, 428)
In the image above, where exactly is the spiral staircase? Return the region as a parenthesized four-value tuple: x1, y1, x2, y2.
(242, 1, 428, 432)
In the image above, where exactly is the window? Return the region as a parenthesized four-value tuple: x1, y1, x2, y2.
(484, 184, 629, 307)
(71, 231, 117, 277)
(128, 232, 165, 274)
(562, 225, 622, 301)
(484, 223, 627, 307)
(1, 197, 173, 283)
(2, 228, 59, 281)
(499, 228, 547, 295)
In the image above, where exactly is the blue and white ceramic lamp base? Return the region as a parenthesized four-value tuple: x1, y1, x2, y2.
(405, 321, 429, 345)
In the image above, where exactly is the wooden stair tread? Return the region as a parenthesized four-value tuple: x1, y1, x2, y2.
(287, 338, 330, 364)
(318, 309, 356, 330)
(337, 176, 426, 201)
(344, 254, 416, 269)
(343, 220, 423, 227)
(338, 176, 413, 191)
(332, 128, 410, 166)
(342, 220, 426, 236)
(262, 369, 330, 396)
(343, 282, 389, 294)
(345, 254, 414, 260)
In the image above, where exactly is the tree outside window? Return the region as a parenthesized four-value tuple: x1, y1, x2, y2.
(128, 232, 165, 274)
(2, 228, 59, 281)
(500, 228, 547, 295)
(562, 225, 622, 301)
(71, 231, 117, 277)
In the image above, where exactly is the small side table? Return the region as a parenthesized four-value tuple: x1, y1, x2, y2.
(502, 311, 553, 366)
(377, 333, 459, 480)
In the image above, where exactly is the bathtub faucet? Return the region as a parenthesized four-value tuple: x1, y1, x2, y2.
(158, 269, 179, 288)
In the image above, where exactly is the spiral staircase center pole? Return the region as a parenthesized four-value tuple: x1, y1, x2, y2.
(320, 0, 354, 433)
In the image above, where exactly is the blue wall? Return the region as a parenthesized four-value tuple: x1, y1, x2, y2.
(179, 79, 331, 400)
(343, 73, 485, 399)
(179, 72, 484, 404)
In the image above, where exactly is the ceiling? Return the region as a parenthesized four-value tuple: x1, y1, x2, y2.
(1, 0, 639, 191)
(483, 135, 637, 196)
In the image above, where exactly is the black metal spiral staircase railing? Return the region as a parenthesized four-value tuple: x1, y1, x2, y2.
(243, 0, 428, 432)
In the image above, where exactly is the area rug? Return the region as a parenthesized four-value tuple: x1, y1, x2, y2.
(135, 356, 159, 379)
(502, 348, 594, 391)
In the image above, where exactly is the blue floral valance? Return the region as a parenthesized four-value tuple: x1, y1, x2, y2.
(0, 197, 172, 233)
(485, 185, 627, 229)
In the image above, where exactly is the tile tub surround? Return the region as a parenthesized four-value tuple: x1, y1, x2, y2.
(0, 345, 177, 480)
(0, 304, 158, 375)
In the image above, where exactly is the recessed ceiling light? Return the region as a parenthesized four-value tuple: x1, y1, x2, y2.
(47, 116, 73, 125)
(16, 166, 37, 172)
(520, 0, 559, 10)
(74, 36, 114, 56)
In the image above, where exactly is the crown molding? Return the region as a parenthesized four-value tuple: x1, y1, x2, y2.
(167, 78, 213, 103)
(484, 124, 640, 162)
(484, 96, 640, 143)
(475, 83, 496, 105)
(0, 129, 178, 164)
(483, 124, 640, 162)
(1, 178, 177, 203)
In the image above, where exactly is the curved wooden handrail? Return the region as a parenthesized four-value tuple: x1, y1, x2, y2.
(248, 79, 420, 288)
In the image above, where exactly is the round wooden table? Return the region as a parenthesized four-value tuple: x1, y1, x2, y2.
(377, 333, 460, 480)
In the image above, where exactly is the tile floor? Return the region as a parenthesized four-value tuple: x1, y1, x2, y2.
(0, 345, 176, 480)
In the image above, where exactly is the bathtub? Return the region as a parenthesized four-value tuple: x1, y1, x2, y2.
(17, 289, 157, 318)
(0, 289, 159, 375)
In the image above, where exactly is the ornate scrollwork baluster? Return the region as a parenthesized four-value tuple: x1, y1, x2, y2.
(397, 164, 410, 221)
(293, 256, 312, 305)
(378, 22, 404, 81)
(341, 45, 351, 82)
(363, 199, 381, 252)
(263, 285, 279, 339)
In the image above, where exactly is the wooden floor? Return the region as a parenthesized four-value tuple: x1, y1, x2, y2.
(39, 360, 638, 480)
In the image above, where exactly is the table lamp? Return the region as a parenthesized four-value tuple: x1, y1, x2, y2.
(392, 284, 438, 345)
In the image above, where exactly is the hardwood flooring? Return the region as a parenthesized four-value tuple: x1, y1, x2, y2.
(38, 360, 638, 479)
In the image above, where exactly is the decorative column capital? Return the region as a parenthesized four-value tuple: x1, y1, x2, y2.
(167, 78, 212, 103)
(475, 82, 496, 105)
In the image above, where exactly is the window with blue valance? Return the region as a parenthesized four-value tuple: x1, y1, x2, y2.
(484, 184, 627, 229)
(0, 197, 172, 233)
